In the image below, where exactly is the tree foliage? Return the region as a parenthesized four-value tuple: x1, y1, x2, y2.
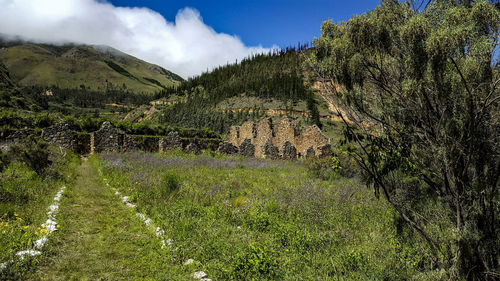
(309, 1, 499, 279)
(158, 46, 321, 133)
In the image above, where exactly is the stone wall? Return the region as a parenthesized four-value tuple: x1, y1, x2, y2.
(2, 122, 222, 155)
(227, 117, 331, 158)
(91, 122, 137, 153)
(41, 122, 76, 151)
(294, 125, 331, 158)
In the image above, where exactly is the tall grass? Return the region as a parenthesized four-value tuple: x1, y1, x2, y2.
(96, 151, 432, 280)
(0, 140, 80, 279)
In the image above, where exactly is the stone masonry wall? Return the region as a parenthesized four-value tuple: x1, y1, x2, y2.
(227, 117, 331, 158)
(91, 122, 137, 153)
(41, 122, 76, 151)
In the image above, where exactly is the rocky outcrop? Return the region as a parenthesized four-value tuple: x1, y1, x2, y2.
(41, 122, 76, 151)
(217, 141, 238, 155)
(91, 122, 136, 153)
(281, 141, 297, 160)
(239, 138, 255, 157)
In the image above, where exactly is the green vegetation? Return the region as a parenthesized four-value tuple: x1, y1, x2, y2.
(0, 43, 182, 93)
(309, 0, 500, 279)
(94, 151, 439, 280)
(0, 139, 79, 279)
(157, 46, 323, 134)
(0, 1, 498, 280)
(25, 158, 187, 280)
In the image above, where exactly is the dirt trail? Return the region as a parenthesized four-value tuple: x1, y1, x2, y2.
(26, 160, 173, 280)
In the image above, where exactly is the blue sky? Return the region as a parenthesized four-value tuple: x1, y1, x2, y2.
(109, 0, 380, 48)
(0, 0, 381, 77)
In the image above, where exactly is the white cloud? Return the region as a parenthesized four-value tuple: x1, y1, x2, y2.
(0, 0, 274, 78)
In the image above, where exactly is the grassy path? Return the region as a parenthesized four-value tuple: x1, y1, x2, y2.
(26, 159, 182, 280)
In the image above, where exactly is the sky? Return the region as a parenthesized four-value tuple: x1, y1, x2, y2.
(108, 0, 380, 48)
(0, 0, 379, 78)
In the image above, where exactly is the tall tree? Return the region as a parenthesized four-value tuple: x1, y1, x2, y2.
(308, 1, 499, 279)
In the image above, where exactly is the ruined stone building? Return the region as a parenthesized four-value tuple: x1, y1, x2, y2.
(41, 122, 77, 151)
(227, 117, 331, 159)
(90, 122, 136, 153)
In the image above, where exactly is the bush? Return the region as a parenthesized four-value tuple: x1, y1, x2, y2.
(8, 140, 52, 175)
(160, 172, 180, 195)
(305, 156, 341, 180)
(229, 244, 279, 280)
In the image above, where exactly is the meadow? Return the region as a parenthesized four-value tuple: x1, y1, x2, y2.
(95, 151, 438, 280)
(0, 141, 80, 279)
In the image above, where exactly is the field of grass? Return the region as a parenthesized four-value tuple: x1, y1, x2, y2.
(94, 151, 433, 280)
(25, 159, 190, 280)
(0, 142, 80, 279)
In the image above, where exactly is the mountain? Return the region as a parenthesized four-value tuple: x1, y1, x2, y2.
(0, 62, 14, 89)
(123, 46, 343, 140)
(0, 42, 183, 93)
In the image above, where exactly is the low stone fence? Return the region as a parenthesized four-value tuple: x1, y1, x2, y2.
(3, 120, 328, 160)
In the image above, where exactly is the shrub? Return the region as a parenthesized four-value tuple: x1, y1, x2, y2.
(305, 156, 341, 180)
(8, 140, 52, 176)
(160, 172, 180, 195)
(229, 244, 279, 280)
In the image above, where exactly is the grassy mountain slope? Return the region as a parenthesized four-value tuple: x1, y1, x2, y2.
(123, 47, 342, 139)
(0, 43, 183, 93)
(0, 62, 14, 89)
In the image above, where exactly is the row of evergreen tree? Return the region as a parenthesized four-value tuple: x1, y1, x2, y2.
(157, 46, 321, 133)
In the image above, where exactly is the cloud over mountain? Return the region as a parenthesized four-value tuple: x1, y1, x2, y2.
(0, 0, 273, 78)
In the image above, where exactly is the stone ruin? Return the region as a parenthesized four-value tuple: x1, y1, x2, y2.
(41, 122, 76, 151)
(3, 118, 332, 160)
(262, 139, 279, 159)
(91, 122, 137, 153)
(217, 141, 239, 155)
(281, 141, 297, 160)
(159, 131, 183, 152)
(185, 142, 201, 155)
(238, 138, 255, 157)
(227, 117, 332, 159)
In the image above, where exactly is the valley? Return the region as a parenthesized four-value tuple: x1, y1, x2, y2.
(0, 1, 499, 280)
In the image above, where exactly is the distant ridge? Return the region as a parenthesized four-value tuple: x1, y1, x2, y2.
(0, 39, 183, 93)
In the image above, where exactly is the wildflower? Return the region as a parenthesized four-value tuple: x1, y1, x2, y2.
(2, 230, 5, 234)
(57, 224, 60, 229)
(14, 212, 19, 217)
(24, 226, 29, 229)
(16, 217, 23, 222)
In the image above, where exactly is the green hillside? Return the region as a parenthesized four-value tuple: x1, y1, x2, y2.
(0, 43, 183, 93)
(0, 62, 14, 89)
(152, 46, 329, 134)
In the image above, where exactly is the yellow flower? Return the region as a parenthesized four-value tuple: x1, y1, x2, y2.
(24, 226, 29, 229)
(2, 230, 5, 234)
(16, 217, 23, 222)
(57, 224, 60, 229)
(14, 212, 19, 217)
